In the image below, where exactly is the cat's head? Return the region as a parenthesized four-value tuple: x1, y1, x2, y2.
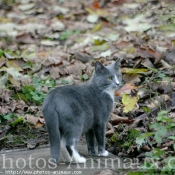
(93, 59, 122, 92)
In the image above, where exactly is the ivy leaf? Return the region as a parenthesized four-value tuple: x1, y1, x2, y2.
(136, 132, 154, 147)
(154, 125, 167, 144)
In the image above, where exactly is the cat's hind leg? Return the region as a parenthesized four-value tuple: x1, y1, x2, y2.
(44, 114, 60, 163)
(66, 138, 86, 163)
(60, 137, 72, 162)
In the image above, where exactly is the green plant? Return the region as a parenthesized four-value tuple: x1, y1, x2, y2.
(21, 77, 56, 105)
(0, 113, 14, 123)
(111, 128, 140, 151)
(0, 113, 23, 126)
(132, 110, 175, 174)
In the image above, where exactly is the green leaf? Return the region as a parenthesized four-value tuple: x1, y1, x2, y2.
(145, 152, 153, 157)
(155, 133, 162, 144)
(0, 49, 4, 56)
(157, 125, 167, 137)
(159, 24, 175, 31)
(3, 114, 13, 121)
(136, 132, 154, 146)
(141, 106, 151, 113)
(10, 117, 23, 127)
(82, 74, 89, 81)
(61, 79, 68, 85)
(168, 136, 175, 140)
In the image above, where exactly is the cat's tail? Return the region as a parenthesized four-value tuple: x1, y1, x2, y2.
(43, 107, 60, 163)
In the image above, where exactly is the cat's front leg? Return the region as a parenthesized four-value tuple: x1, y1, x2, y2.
(94, 123, 109, 157)
(85, 129, 97, 156)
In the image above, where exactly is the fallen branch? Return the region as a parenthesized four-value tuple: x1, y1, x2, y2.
(110, 113, 134, 125)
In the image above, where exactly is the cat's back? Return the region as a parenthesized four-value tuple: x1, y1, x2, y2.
(43, 84, 93, 109)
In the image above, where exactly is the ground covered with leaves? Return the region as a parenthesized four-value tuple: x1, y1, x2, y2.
(1, 0, 175, 174)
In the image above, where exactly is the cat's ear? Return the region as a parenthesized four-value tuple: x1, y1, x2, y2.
(95, 61, 105, 74)
(114, 58, 121, 70)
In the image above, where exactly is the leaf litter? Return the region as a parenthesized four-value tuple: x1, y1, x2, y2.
(0, 0, 175, 173)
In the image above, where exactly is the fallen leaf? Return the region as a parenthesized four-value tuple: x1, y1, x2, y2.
(51, 21, 65, 31)
(164, 47, 175, 65)
(0, 56, 6, 68)
(122, 74, 141, 84)
(66, 62, 86, 75)
(40, 40, 60, 46)
(87, 14, 99, 23)
(141, 58, 155, 68)
(24, 114, 45, 127)
(16, 33, 35, 44)
(100, 49, 112, 57)
(121, 68, 148, 74)
(18, 3, 35, 11)
(74, 52, 92, 63)
(124, 14, 152, 33)
(115, 83, 137, 96)
(91, 23, 102, 33)
(122, 93, 139, 113)
(0, 74, 8, 88)
(147, 94, 171, 109)
(27, 138, 38, 149)
(6, 58, 26, 71)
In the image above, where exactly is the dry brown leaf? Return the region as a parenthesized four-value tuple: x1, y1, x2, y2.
(0, 106, 10, 114)
(123, 74, 141, 84)
(136, 46, 162, 64)
(74, 52, 92, 63)
(6, 59, 26, 71)
(141, 58, 155, 68)
(16, 33, 35, 44)
(66, 62, 86, 75)
(165, 47, 175, 65)
(115, 83, 137, 96)
(24, 114, 45, 127)
(147, 94, 171, 109)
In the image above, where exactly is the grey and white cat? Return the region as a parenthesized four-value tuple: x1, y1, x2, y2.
(42, 59, 122, 163)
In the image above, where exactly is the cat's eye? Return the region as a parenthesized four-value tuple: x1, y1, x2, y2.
(107, 77, 112, 81)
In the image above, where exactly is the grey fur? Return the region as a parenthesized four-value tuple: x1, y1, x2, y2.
(42, 59, 122, 163)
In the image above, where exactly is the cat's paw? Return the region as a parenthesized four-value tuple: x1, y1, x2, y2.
(50, 157, 59, 163)
(75, 156, 86, 163)
(88, 149, 97, 156)
(98, 150, 109, 157)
